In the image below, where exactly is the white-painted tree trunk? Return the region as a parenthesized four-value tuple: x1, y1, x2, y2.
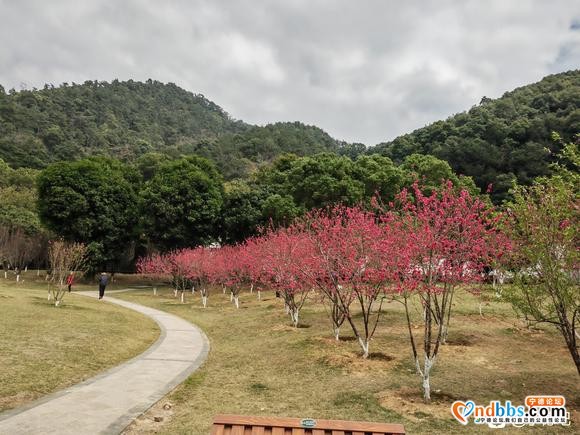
(24, 266, 28, 272)
(234, 296, 239, 309)
(414, 357, 422, 375)
(333, 326, 340, 341)
(16, 274, 20, 282)
(37, 269, 40, 276)
(202, 295, 208, 308)
(422, 356, 435, 402)
(479, 302, 484, 317)
(4, 271, 7, 279)
(291, 309, 300, 327)
(180, 292, 185, 303)
(191, 285, 195, 294)
(153, 287, 157, 295)
(358, 336, 370, 358)
(441, 324, 448, 345)
(230, 291, 233, 302)
(250, 283, 254, 293)
(257, 290, 261, 300)
(222, 285, 226, 294)
(174, 289, 178, 297)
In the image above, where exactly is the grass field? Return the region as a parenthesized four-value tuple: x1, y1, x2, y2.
(112, 283, 579, 435)
(0, 273, 160, 412)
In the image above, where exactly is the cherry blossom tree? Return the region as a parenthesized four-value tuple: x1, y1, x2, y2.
(386, 182, 507, 402)
(302, 206, 392, 357)
(186, 246, 213, 308)
(260, 228, 312, 327)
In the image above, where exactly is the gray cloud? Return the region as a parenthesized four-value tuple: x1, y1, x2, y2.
(0, 0, 579, 144)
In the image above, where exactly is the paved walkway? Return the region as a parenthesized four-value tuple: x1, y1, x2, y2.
(0, 290, 210, 435)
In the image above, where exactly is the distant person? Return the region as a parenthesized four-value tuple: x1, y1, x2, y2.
(98, 272, 109, 299)
(67, 271, 75, 292)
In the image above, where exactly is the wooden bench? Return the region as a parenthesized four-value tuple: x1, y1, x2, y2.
(211, 414, 406, 435)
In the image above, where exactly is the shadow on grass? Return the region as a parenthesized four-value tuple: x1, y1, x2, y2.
(444, 334, 477, 346)
(368, 352, 395, 361)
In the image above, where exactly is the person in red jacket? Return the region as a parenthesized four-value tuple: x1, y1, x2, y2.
(66, 271, 74, 292)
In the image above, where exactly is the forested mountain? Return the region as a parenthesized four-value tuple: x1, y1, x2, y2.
(192, 122, 341, 179)
(371, 70, 580, 202)
(0, 80, 340, 178)
(1, 72, 578, 198)
(0, 79, 247, 168)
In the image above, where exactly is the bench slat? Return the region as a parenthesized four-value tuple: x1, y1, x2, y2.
(212, 415, 405, 434)
(251, 426, 265, 435)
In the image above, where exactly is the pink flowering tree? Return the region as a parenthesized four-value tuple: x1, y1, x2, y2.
(210, 245, 250, 309)
(136, 252, 172, 295)
(303, 206, 392, 357)
(260, 228, 313, 327)
(244, 237, 269, 300)
(185, 247, 214, 308)
(387, 182, 507, 402)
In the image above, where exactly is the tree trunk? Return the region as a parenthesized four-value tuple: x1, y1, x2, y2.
(153, 287, 157, 295)
(234, 296, 239, 309)
(291, 309, 300, 328)
(180, 292, 185, 303)
(422, 356, 435, 403)
(250, 283, 254, 293)
(358, 336, 370, 358)
(191, 285, 195, 294)
(257, 290, 261, 300)
(202, 295, 208, 308)
(333, 326, 340, 341)
(230, 291, 234, 302)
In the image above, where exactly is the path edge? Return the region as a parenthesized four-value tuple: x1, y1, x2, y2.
(0, 291, 210, 435)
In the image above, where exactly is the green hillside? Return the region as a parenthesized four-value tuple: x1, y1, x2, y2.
(371, 70, 580, 201)
(1, 73, 578, 197)
(0, 80, 341, 179)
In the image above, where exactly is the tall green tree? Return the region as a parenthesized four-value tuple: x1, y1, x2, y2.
(37, 158, 140, 271)
(220, 181, 268, 244)
(140, 156, 224, 250)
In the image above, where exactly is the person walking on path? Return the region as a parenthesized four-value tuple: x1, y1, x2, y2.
(98, 272, 109, 299)
(66, 271, 75, 292)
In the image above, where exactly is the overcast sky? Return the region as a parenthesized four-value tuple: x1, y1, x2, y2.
(1, 0, 579, 145)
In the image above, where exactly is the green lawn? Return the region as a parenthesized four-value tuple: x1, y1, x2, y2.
(0, 274, 160, 412)
(114, 283, 579, 435)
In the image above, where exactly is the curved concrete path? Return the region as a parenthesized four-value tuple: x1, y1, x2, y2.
(0, 290, 210, 435)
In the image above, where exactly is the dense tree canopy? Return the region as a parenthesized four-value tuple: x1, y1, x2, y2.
(37, 158, 140, 271)
(0, 159, 42, 234)
(0, 80, 245, 168)
(140, 156, 224, 250)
